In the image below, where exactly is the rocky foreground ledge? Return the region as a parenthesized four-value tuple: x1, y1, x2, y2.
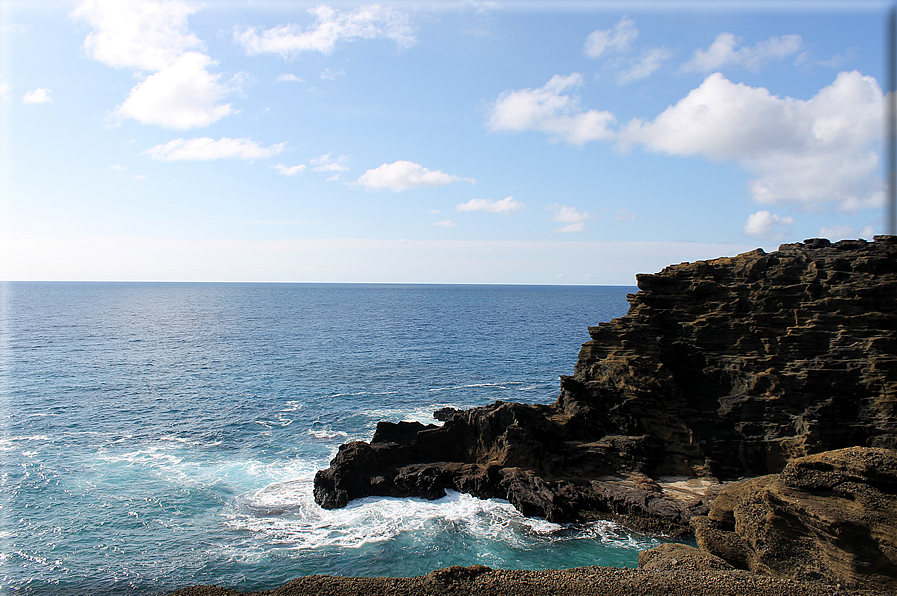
(169, 562, 893, 596)
(170, 446, 896, 595)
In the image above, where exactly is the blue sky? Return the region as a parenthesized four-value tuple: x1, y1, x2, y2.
(0, 0, 890, 283)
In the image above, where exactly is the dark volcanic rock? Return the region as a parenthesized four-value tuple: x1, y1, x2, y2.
(690, 446, 897, 591)
(314, 237, 897, 532)
(572, 236, 897, 479)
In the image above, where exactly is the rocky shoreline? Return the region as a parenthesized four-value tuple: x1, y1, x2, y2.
(167, 564, 895, 596)
(314, 237, 896, 535)
(170, 237, 897, 595)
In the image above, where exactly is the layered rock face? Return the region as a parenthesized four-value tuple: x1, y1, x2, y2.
(688, 447, 897, 590)
(314, 237, 897, 531)
(572, 236, 896, 479)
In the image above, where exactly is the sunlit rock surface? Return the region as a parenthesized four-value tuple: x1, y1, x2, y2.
(689, 446, 897, 591)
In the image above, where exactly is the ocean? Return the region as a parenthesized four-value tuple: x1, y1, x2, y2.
(1, 282, 670, 595)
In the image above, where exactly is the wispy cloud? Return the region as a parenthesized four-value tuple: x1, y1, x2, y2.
(321, 67, 345, 80)
(681, 32, 803, 73)
(1, 24, 28, 34)
(548, 204, 592, 233)
(235, 4, 415, 59)
(311, 153, 350, 173)
(275, 73, 303, 83)
(487, 73, 615, 145)
(584, 17, 637, 59)
(144, 137, 287, 161)
(274, 163, 306, 175)
(433, 220, 456, 228)
(357, 160, 474, 191)
(22, 88, 52, 104)
(618, 47, 673, 83)
(456, 196, 523, 213)
(819, 224, 875, 240)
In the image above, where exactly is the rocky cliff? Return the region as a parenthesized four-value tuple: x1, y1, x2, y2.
(314, 237, 897, 533)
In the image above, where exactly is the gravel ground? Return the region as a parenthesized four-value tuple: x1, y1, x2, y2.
(166, 565, 891, 596)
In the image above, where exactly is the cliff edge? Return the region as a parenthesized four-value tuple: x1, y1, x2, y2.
(314, 237, 897, 534)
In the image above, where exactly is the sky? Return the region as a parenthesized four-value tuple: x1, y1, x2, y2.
(0, 0, 892, 284)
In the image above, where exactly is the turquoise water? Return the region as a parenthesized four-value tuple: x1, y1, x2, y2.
(1, 282, 669, 595)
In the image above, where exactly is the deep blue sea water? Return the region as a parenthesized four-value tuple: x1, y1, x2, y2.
(0, 282, 674, 595)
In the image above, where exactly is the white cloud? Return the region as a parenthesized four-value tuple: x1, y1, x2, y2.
(274, 163, 306, 175)
(456, 196, 523, 213)
(235, 4, 415, 59)
(618, 47, 673, 83)
(743, 210, 794, 239)
(487, 73, 615, 145)
(144, 137, 287, 161)
(275, 73, 303, 83)
(681, 32, 803, 73)
(554, 223, 586, 233)
(22, 88, 52, 104)
(310, 153, 350, 172)
(549, 204, 592, 233)
(584, 17, 638, 59)
(72, 0, 202, 72)
(818, 224, 875, 240)
(433, 220, 456, 228)
(1, 82, 12, 101)
(73, 0, 235, 129)
(614, 209, 636, 221)
(619, 71, 882, 210)
(549, 204, 592, 223)
(321, 67, 345, 80)
(115, 52, 234, 129)
(357, 160, 474, 191)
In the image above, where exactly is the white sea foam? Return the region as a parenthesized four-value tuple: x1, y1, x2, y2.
(0, 435, 53, 451)
(158, 434, 223, 447)
(97, 445, 185, 467)
(91, 439, 320, 497)
(221, 485, 648, 556)
(307, 428, 349, 440)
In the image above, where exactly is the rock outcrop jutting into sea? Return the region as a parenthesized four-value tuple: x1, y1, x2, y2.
(314, 237, 897, 534)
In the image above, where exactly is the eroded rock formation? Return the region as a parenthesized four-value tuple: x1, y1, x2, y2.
(688, 446, 897, 590)
(314, 237, 897, 533)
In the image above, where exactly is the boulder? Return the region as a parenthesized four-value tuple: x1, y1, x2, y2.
(691, 447, 897, 591)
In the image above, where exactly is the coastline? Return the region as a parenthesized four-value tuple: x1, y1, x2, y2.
(167, 564, 892, 596)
